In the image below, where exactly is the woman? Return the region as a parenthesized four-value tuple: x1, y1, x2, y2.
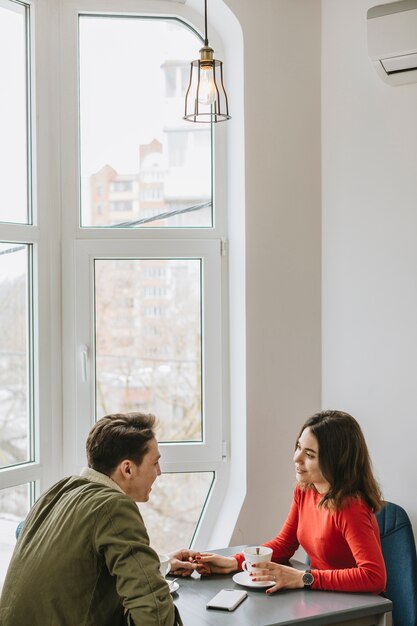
(195, 410, 386, 594)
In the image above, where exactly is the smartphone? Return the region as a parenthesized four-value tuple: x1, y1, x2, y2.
(206, 588, 248, 611)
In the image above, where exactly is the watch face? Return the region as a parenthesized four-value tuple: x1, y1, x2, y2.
(303, 572, 314, 586)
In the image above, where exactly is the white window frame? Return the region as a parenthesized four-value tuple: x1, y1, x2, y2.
(0, 0, 241, 566)
(0, 0, 246, 564)
(0, 1, 37, 498)
(0, 0, 63, 509)
(73, 238, 223, 470)
(59, 0, 230, 548)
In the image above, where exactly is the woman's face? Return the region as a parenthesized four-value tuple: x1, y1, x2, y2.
(293, 427, 330, 494)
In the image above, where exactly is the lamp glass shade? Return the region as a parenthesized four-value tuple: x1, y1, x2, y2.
(184, 58, 231, 123)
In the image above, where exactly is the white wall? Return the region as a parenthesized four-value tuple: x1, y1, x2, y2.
(222, 0, 417, 547)
(322, 0, 417, 538)
(223, 0, 322, 545)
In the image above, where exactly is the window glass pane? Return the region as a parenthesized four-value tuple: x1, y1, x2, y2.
(79, 16, 212, 228)
(95, 258, 202, 442)
(0, 243, 32, 468)
(0, 483, 31, 586)
(140, 472, 214, 553)
(0, 1, 30, 224)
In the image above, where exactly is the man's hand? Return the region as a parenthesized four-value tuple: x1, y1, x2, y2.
(168, 549, 200, 577)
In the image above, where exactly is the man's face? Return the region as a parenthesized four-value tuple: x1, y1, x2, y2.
(125, 438, 161, 502)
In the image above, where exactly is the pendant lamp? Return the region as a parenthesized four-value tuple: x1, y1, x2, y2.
(183, 0, 231, 123)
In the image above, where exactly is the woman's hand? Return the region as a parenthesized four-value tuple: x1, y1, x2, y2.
(194, 553, 239, 576)
(251, 562, 305, 594)
(168, 549, 200, 576)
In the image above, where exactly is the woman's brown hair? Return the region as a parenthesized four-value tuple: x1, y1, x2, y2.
(296, 409, 383, 512)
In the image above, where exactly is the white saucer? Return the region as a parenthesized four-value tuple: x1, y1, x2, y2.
(232, 571, 275, 589)
(169, 581, 179, 594)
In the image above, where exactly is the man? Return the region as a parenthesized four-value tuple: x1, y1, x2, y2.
(0, 413, 196, 625)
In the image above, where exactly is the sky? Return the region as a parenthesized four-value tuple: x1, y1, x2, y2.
(79, 16, 199, 176)
(0, 2, 27, 224)
(0, 4, 210, 232)
(0, 7, 202, 224)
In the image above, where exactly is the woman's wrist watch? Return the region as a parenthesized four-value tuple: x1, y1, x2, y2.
(302, 569, 314, 589)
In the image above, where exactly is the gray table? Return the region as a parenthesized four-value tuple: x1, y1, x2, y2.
(172, 547, 392, 626)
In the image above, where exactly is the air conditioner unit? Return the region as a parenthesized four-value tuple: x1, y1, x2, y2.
(367, 0, 417, 85)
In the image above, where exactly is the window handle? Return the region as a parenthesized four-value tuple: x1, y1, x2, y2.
(80, 345, 89, 382)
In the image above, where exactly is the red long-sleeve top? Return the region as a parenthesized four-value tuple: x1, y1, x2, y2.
(234, 486, 386, 593)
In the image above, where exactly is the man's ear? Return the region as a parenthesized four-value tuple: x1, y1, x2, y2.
(119, 460, 133, 478)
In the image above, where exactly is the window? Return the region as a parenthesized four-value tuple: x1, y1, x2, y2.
(79, 15, 212, 228)
(0, 0, 31, 225)
(0, 483, 33, 583)
(74, 238, 222, 462)
(109, 200, 133, 212)
(168, 132, 188, 168)
(140, 472, 214, 553)
(110, 181, 133, 193)
(95, 258, 202, 440)
(144, 286, 168, 298)
(0, 244, 33, 469)
(0, 0, 38, 583)
(0, 0, 235, 586)
(62, 4, 227, 552)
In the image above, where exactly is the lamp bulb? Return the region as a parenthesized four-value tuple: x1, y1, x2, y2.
(197, 65, 217, 106)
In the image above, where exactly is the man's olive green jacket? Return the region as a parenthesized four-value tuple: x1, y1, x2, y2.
(0, 470, 180, 626)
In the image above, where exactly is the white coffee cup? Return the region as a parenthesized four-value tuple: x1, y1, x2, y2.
(158, 554, 171, 578)
(241, 546, 273, 574)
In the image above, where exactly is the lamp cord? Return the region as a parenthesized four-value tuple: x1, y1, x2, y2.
(204, 0, 208, 46)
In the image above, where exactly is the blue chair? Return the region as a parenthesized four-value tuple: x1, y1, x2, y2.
(376, 501, 417, 626)
(15, 520, 25, 539)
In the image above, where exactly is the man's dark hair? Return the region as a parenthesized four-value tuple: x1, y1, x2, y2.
(86, 412, 156, 476)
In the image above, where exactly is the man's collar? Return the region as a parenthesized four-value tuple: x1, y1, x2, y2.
(80, 467, 125, 494)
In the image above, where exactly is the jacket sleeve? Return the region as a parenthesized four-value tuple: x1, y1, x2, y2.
(312, 499, 386, 593)
(127, 606, 183, 626)
(93, 495, 178, 626)
(233, 488, 300, 569)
